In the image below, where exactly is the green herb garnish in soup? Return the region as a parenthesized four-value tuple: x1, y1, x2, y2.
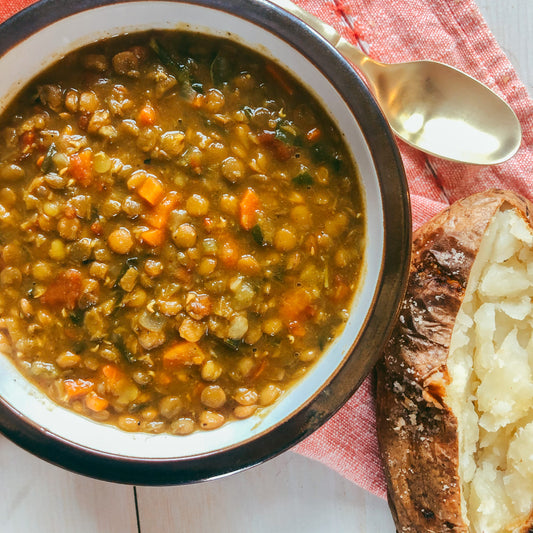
(0, 32, 365, 434)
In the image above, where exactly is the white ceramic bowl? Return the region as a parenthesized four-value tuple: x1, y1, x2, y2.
(0, 0, 410, 484)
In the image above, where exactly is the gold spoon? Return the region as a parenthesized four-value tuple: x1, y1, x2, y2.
(270, 0, 522, 165)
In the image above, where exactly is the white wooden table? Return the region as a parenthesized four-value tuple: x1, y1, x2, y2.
(1, 2, 531, 532)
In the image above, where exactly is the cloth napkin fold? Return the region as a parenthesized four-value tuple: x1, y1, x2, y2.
(2, 0, 532, 500)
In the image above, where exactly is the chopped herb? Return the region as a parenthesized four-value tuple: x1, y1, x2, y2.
(41, 143, 57, 173)
(149, 37, 196, 100)
(292, 172, 313, 186)
(111, 332, 137, 364)
(149, 37, 184, 78)
(242, 106, 254, 119)
(191, 81, 204, 93)
(251, 224, 264, 246)
(69, 308, 86, 326)
(73, 341, 87, 354)
(330, 156, 342, 172)
(144, 158, 152, 165)
(310, 143, 342, 171)
(113, 257, 139, 289)
(128, 402, 151, 413)
(275, 121, 302, 146)
(268, 336, 282, 347)
(212, 335, 240, 352)
(272, 267, 285, 282)
(210, 52, 233, 87)
(223, 338, 241, 351)
(90, 205, 99, 222)
(149, 38, 178, 72)
(126, 257, 139, 268)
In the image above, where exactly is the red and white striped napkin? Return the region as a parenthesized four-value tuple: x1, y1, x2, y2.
(2, 0, 532, 499)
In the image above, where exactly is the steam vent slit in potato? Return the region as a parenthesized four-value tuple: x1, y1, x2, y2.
(376, 190, 533, 533)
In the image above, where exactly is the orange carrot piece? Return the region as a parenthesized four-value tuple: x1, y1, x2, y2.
(203, 216, 215, 232)
(239, 188, 260, 231)
(144, 190, 181, 229)
(36, 154, 45, 167)
(288, 320, 307, 337)
(281, 286, 314, 337)
(217, 234, 240, 268)
(192, 94, 205, 109)
(90, 220, 103, 236)
(20, 130, 36, 151)
(69, 150, 93, 187)
(138, 103, 157, 126)
(155, 372, 172, 386)
(64, 205, 76, 219)
(162, 341, 206, 368)
(279, 287, 313, 325)
(102, 364, 124, 386)
(250, 359, 268, 381)
(265, 63, 294, 95)
(85, 391, 109, 412)
(41, 268, 82, 310)
(331, 275, 351, 303)
(63, 378, 94, 399)
(137, 174, 165, 206)
(306, 127, 321, 142)
(141, 228, 166, 247)
(190, 150, 202, 175)
(192, 382, 206, 398)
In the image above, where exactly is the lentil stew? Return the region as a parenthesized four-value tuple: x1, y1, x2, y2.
(0, 32, 365, 434)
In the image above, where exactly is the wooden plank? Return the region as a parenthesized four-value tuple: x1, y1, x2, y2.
(136, 452, 394, 533)
(0, 435, 138, 533)
(0, 3, 530, 533)
(477, 0, 533, 93)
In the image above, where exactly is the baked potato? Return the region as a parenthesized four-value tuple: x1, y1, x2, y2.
(376, 189, 533, 532)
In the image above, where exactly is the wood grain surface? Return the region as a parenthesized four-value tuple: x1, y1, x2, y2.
(477, 0, 532, 94)
(0, 2, 530, 532)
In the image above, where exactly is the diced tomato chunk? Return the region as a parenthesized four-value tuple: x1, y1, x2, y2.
(69, 150, 93, 186)
(41, 269, 82, 310)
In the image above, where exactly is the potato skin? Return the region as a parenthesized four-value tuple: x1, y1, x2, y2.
(375, 190, 533, 532)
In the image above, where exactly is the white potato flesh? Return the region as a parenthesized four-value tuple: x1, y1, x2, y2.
(505, 421, 533, 514)
(446, 208, 533, 533)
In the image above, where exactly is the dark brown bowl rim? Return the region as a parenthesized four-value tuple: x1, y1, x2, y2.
(0, 0, 411, 485)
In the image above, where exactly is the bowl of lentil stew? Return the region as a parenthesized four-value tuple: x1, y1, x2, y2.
(0, 0, 410, 483)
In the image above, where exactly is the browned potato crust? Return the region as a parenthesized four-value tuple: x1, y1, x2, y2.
(375, 189, 533, 532)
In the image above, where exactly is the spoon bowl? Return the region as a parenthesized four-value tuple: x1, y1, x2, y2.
(273, 0, 522, 165)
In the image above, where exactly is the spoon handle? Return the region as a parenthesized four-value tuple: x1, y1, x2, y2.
(269, 0, 372, 72)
